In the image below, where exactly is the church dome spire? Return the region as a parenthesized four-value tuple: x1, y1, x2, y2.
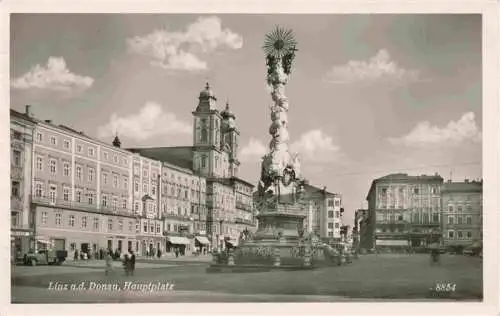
(221, 100, 235, 119)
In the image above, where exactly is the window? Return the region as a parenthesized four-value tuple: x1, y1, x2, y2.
(152, 185, 156, 196)
(128, 221, 133, 231)
(63, 162, 70, 176)
(11, 181, 20, 197)
(122, 199, 127, 209)
(55, 213, 62, 227)
(466, 216, 472, 225)
(41, 212, 48, 224)
(413, 188, 419, 195)
(113, 175, 118, 188)
(448, 216, 454, 224)
(143, 170, 148, 178)
(69, 215, 75, 227)
(88, 192, 94, 204)
(448, 230, 454, 239)
(328, 222, 334, 229)
(102, 195, 108, 207)
(49, 159, 57, 174)
(36, 156, 43, 171)
(201, 156, 207, 168)
(457, 205, 463, 212)
(76, 144, 83, 153)
(143, 183, 148, 193)
(13, 150, 21, 166)
(108, 219, 113, 231)
(49, 136, 57, 145)
(76, 166, 82, 180)
(135, 181, 139, 192)
(76, 190, 82, 203)
(398, 215, 404, 221)
(448, 205, 454, 212)
(335, 211, 340, 218)
(118, 219, 123, 232)
(113, 155, 118, 163)
(334, 200, 340, 207)
(88, 168, 95, 182)
(328, 211, 334, 218)
(144, 223, 148, 232)
(433, 213, 439, 223)
(123, 178, 128, 190)
(63, 140, 70, 149)
(466, 231, 472, 239)
(103, 173, 108, 185)
(93, 217, 99, 231)
(457, 216, 463, 225)
(81, 216, 87, 228)
(335, 223, 340, 228)
(49, 185, 57, 204)
(88, 148, 95, 157)
(135, 202, 139, 213)
(36, 132, 43, 142)
(112, 198, 118, 210)
(457, 231, 463, 239)
(63, 187, 70, 201)
(136, 223, 140, 233)
(432, 187, 438, 194)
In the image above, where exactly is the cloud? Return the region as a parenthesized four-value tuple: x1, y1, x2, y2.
(11, 57, 93, 92)
(388, 112, 482, 147)
(127, 16, 243, 72)
(325, 49, 419, 84)
(290, 129, 342, 162)
(97, 102, 191, 141)
(239, 130, 342, 163)
(239, 138, 267, 162)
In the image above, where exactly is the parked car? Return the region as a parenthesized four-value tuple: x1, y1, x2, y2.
(24, 249, 68, 266)
(463, 243, 482, 257)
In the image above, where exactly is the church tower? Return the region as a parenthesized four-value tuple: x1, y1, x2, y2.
(221, 101, 240, 178)
(192, 82, 223, 177)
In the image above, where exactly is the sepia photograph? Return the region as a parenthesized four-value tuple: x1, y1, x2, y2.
(3, 1, 499, 313)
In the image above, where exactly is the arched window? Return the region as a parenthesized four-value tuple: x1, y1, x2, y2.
(201, 128, 208, 143)
(201, 155, 207, 168)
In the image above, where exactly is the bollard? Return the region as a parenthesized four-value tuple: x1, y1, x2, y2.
(273, 248, 281, 267)
(303, 246, 311, 267)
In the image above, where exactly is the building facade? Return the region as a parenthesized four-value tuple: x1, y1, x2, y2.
(28, 110, 142, 256)
(129, 83, 255, 252)
(302, 185, 342, 241)
(10, 108, 36, 260)
(441, 180, 482, 250)
(365, 173, 444, 252)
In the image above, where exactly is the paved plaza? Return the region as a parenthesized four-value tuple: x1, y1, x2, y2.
(11, 254, 482, 303)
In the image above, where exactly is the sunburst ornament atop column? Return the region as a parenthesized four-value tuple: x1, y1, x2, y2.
(263, 26, 298, 85)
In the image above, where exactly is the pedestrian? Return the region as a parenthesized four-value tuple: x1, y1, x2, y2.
(175, 248, 179, 258)
(74, 249, 79, 261)
(105, 250, 113, 276)
(99, 248, 104, 260)
(157, 248, 161, 259)
(123, 251, 130, 276)
(130, 251, 136, 276)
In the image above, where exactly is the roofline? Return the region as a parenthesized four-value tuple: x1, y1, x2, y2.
(10, 109, 37, 124)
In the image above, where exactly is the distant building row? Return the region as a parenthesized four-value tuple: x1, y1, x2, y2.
(353, 173, 482, 252)
(10, 83, 255, 259)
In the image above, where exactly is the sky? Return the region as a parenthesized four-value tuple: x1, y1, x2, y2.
(10, 14, 482, 225)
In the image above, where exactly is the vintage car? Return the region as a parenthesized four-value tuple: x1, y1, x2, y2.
(23, 248, 68, 266)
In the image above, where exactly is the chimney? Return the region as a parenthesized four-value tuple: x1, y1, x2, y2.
(25, 105, 31, 117)
(44, 119, 52, 124)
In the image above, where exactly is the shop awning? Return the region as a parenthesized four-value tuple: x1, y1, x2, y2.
(195, 236, 210, 245)
(376, 239, 408, 246)
(167, 236, 191, 245)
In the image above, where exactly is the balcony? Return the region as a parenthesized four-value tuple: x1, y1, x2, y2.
(236, 201, 253, 211)
(31, 195, 138, 218)
(163, 213, 193, 221)
(235, 217, 254, 226)
(11, 196, 24, 211)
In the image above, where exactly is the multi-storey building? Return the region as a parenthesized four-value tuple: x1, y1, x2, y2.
(354, 209, 369, 252)
(441, 180, 482, 250)
(129, 83, 255, 251)
(302, 185, 342, 240)
(364, 173, 444, 252)
(28, 108, 141, 256)
(10, 107, 36, 260)
(131, 154, 163, 256)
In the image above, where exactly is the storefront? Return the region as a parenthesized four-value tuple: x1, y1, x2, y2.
(166, 236, 191, 255)
(11, 229, 33, 262)
(137, 236, 165, 257)
(375, 239, 409, 252)
(194, 235, 210, 253)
